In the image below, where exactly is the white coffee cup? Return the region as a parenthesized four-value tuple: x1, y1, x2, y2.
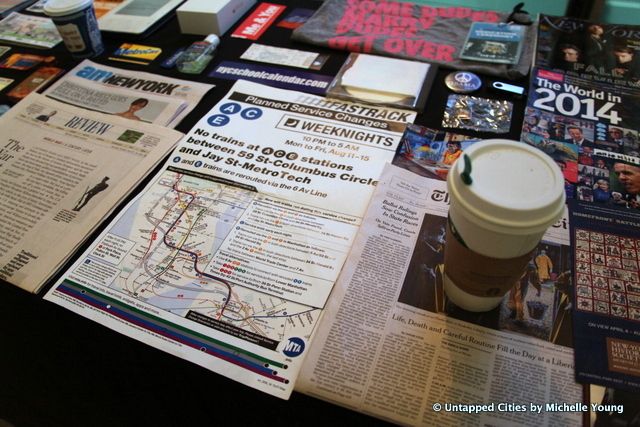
(444, 140, 566, 311)
(44, 0, 103, 58)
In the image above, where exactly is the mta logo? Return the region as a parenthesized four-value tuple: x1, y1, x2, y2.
(283, 337, 305, 357)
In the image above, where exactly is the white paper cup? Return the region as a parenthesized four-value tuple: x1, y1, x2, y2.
(444, 140, 566, 312)
(44, 0, 103, 58)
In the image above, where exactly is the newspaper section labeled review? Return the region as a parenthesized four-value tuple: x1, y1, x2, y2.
(0, 93, 183, 292)
(297, 164, 583, 426)
(44, 80, 416, 399)
(44, 60, 214, 128)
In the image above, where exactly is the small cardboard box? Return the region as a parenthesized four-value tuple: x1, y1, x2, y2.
(177, 0, 256, 36)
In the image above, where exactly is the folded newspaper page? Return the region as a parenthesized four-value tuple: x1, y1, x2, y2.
(296, 163, 583, 426)
(0, 93, 183, 293)
(44, 80, 416, 399)
(44, 60, 214, 128)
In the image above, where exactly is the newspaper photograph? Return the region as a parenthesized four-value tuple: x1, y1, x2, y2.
(44, 80, 416, 399)
(44, 60, 214, 128)
(296, 164, 583, 426)
(0, 93, 183, 293)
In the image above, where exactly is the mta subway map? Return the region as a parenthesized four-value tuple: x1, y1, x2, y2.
(85, 169, 322, 344)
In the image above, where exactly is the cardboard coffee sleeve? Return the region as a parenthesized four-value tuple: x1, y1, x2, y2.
(443, 140, 565, 311)
(444, 220, 534, 297)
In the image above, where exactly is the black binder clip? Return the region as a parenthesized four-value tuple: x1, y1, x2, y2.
(507, 2, 533, 25)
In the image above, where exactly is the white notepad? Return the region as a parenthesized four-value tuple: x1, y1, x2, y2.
(341, 53, 430, 97)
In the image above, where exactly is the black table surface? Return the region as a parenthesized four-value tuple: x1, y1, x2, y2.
(0, 1, 529, 425)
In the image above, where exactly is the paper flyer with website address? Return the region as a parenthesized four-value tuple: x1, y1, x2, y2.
(44, 80, 416, 399)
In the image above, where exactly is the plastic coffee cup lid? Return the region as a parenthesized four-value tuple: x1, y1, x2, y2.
(44, 0, 93, 16)
(447, 140, 565, 234)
